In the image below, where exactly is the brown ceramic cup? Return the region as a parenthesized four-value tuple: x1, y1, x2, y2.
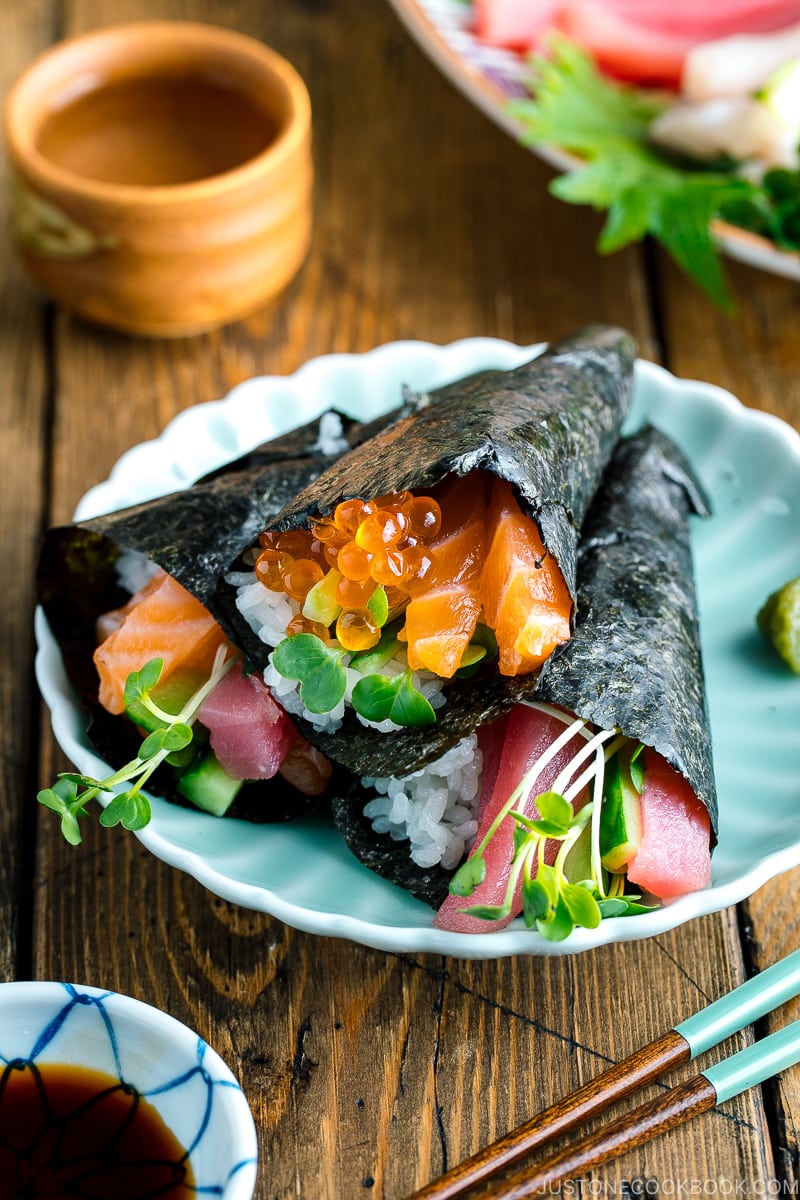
(5, 21, 312, 337)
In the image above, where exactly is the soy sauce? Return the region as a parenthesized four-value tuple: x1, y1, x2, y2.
(0, 1061, 194, 1199)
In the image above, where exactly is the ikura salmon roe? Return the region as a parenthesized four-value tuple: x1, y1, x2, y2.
(338, 540, 373, 581)
(334, 498, 376, 535)
(310, 517, 342, 545)
(336, 576, 376, 608)
(283, 558, 324, 601)
(371, 548, 409, 586)
(336, 608, 380, 652)
(257, 487, 444, 631)
(402, 546, 436, 592)
(406, 496, 442, 538)
(256, 549, 293, 591)
(286, 613, 330, 640)
(355, 509, 409, 553)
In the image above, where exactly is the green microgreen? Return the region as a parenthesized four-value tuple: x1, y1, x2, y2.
(448, 705, 656, 940)
(350, 621, 403, 675)
(37, 647, 237, 845)
(351, 669, 436, 727)
(272, 633, 348, 714)
(273, 624, 438, 726)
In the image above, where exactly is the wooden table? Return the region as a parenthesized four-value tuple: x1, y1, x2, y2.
(2, 1, 799, 1196)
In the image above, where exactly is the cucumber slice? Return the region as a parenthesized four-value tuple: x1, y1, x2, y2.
(599, 751, 643, 872)
(125, 670, 207, 733)
(177, 752, 243, 817)
(562, 821, 593, 884)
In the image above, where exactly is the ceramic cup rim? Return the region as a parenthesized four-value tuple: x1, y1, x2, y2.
(0, 979, 258, 1200)
(4, 19, 312, 209)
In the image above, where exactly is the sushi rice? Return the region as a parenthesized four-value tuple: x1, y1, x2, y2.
(361, 735, 482, 870)
(228, 569, 448, 734)
(229, 566, 483, 871)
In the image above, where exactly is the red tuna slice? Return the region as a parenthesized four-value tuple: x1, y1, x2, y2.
(198, 664, 297, 780)
(434, 705, 589, 934)
(278, 735, 333, 796)
(556, 4, 692, 87)
(626, 749, 711, 901)
(474, 0, 560, 49)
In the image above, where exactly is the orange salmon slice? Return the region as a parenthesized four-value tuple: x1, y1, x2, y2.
(481, 478, 572, 675)
(403, 474, 488, 679)
(94, 570, 228, 714)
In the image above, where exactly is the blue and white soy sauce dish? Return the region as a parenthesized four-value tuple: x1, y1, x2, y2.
(0, 981, 258, 1198)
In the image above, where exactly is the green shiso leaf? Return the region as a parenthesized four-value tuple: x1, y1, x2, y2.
(507, 36, 783, 312)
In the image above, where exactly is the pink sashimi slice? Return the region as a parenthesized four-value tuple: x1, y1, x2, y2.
(474, 0, 560, 49)
(198, 665, 297, 781)
(434, 705, 589, 934)
(555, 3, 693, 87)
(626, 749, 711, 901)
(474, 0, 800, 57)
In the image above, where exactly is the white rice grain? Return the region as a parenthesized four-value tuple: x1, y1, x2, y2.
(362, 735, 482, 871)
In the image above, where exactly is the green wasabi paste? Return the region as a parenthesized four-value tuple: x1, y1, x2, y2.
(757, 576, 800, 674)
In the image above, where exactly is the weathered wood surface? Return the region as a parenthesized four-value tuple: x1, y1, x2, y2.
(0, 0, 797, 1197)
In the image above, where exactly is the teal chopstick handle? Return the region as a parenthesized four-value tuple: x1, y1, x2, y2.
(703, 1019, 800, 1105)
(675, 948, 800, 1058)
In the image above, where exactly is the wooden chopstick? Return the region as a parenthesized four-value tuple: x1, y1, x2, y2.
(405, 1030, 690, 1200)
(405, 948, 800, 1200)
(463, 1018, 800, 1199)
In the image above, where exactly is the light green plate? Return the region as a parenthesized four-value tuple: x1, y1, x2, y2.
(35, 339, 800, 958)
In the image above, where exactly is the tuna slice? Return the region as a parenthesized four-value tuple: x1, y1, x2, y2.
(199, 665, 297, 780)
(626, 749, 711, 901)
(434, 705, 589, 934)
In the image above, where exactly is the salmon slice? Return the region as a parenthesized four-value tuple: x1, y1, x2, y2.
(403, 474, 488, 679)
(480, 478, 572, 676)
(94, 570, 228, 715)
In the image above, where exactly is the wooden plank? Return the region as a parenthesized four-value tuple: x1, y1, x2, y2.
(0, 0, 58, 979)
(31, 2, 778, 1199)
(656, 239, 800, 1194)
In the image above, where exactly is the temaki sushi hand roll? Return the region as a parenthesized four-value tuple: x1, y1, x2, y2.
(333, 426, 716, 936)
(221, 325, 637, 779)
(36, 412, 372, 830)
(432, 426, 716, 935)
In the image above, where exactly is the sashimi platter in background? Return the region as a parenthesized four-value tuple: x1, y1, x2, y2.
(36, 326, 723, 945)
(392, 0, 800, 306)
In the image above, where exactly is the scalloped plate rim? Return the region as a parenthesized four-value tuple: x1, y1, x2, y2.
(35, 336, 800, 959)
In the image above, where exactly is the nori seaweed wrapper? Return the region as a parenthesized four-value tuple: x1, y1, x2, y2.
(333, 424, 716, 905)
(36, 411, 372, 822)
(536, 424, 718, 841)
(217, 324, 637, 779)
